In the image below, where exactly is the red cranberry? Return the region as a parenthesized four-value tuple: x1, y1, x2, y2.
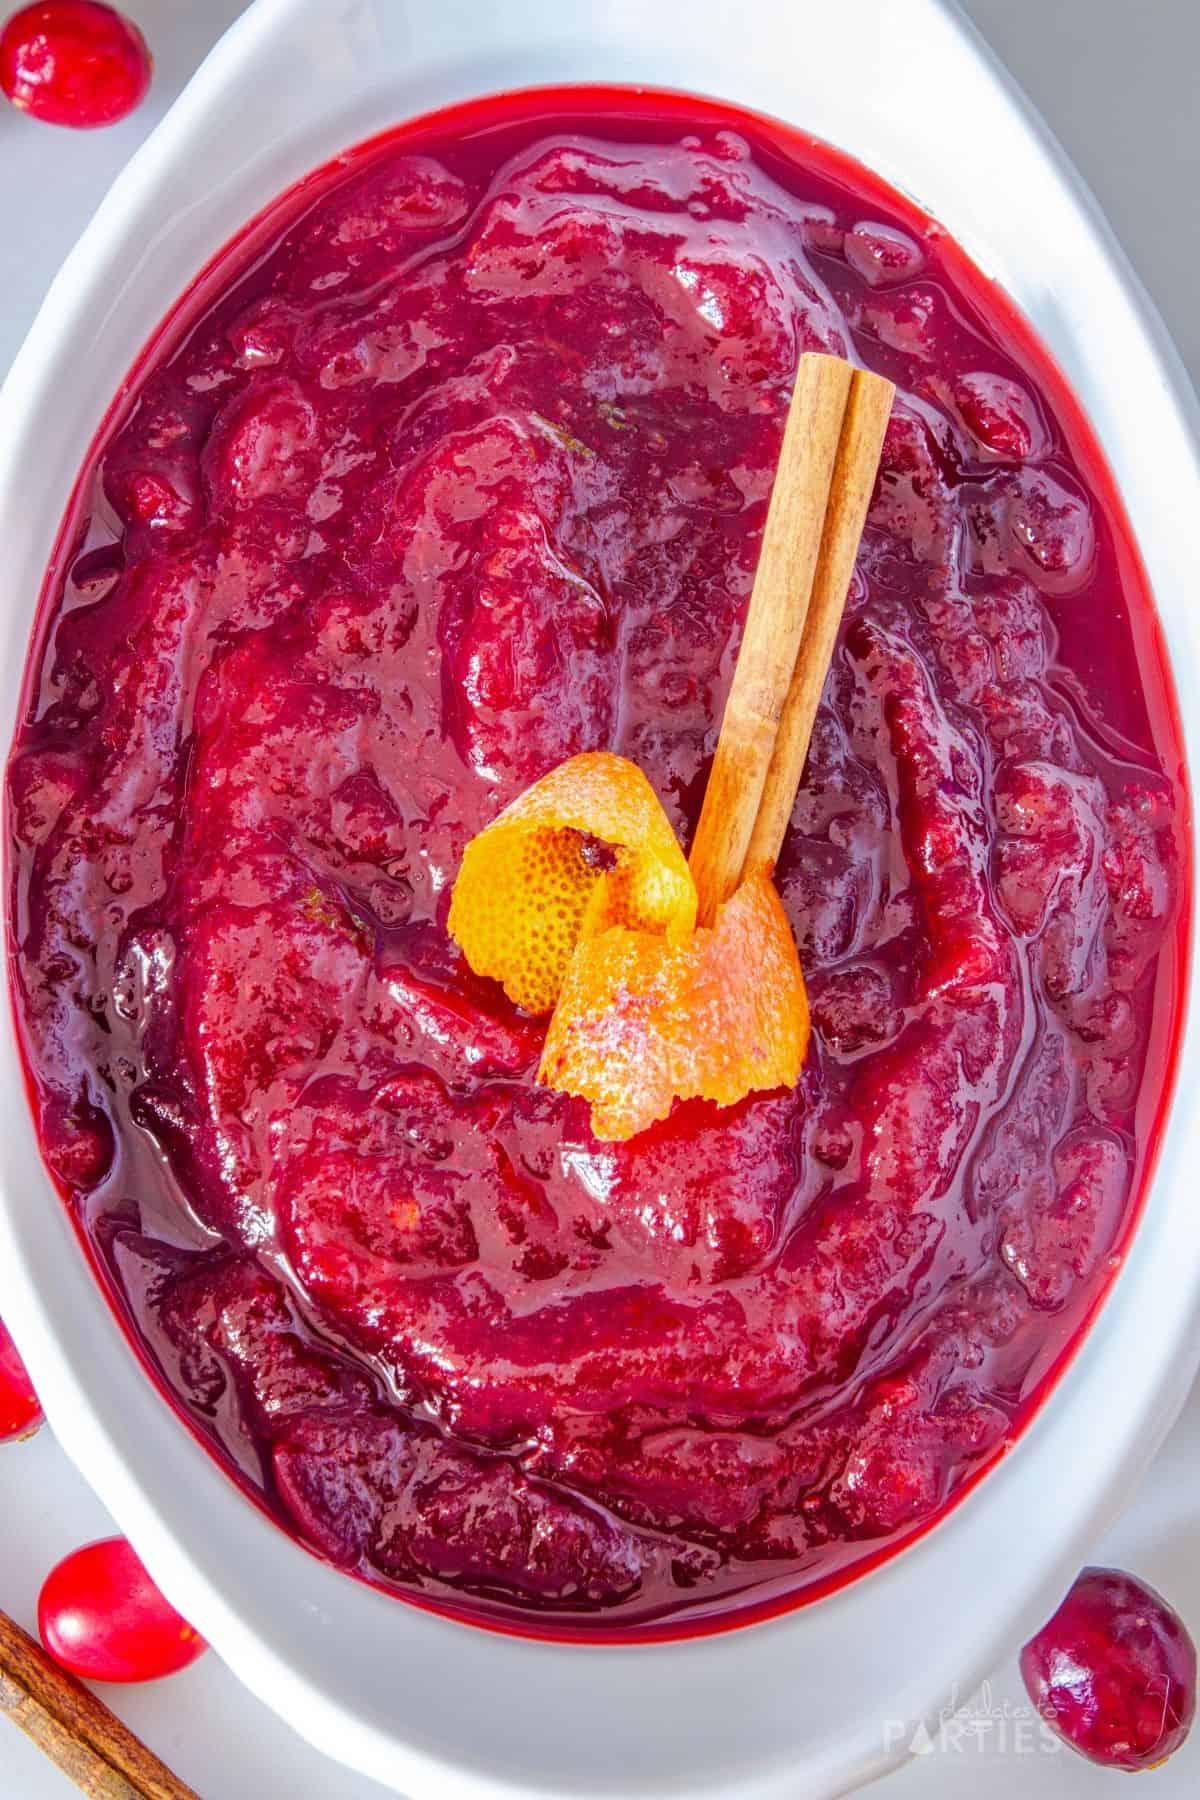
(844, 220, 924, 288)
(0, 2, 151, 128)
(1020, 1566, 1197, 1770)
(38, 1536, 206, 1682)
(953, 371, 1042, 461)
(0, 1317, 41, 1441)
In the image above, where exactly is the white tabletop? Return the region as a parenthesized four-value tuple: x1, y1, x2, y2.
(1, 3, 1196, 1795)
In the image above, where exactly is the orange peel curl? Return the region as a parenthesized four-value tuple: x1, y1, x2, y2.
(538, 869, 808, 1141)
(447, 751, 696, 1015)
(448, 751, 809, 1140)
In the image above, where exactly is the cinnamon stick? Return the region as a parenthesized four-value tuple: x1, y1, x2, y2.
(0, 1609, 199, 1800)
(746, 366, 895, 870)
(688, 352, 854, 924)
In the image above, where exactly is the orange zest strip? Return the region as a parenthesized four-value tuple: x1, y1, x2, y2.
(447, 750, 695, 1014)
(538, 870, 807, 1141)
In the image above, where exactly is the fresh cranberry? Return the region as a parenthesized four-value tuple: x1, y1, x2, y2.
(0, 2, 151, 128)
(0, 1317, 41, 1442)
(1020, 1566, 1197, 1770)
(38, 1536, 206, 1682)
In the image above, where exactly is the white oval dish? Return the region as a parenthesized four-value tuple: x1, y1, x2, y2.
(1, 2, 1198, 1796)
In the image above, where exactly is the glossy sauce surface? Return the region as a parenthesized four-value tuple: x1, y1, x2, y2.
(6, 91, 1188, 1634)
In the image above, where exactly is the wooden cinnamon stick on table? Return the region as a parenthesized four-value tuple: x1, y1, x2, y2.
(688, 354, 894, 917)
(0, 1609, 198, 1800)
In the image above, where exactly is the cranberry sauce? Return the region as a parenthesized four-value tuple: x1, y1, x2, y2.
(5, 90, 1188, 1636)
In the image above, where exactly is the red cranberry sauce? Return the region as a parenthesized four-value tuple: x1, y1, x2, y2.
(5, 92, 1188, 1635)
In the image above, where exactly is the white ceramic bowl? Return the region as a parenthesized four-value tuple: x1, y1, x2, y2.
(1, 3, 1198, 1796)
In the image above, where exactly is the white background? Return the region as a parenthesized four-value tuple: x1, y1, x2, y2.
(1, 2, 1197, 1794)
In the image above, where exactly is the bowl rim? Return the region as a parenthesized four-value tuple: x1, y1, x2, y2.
(1, 1, 1199, 1795)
